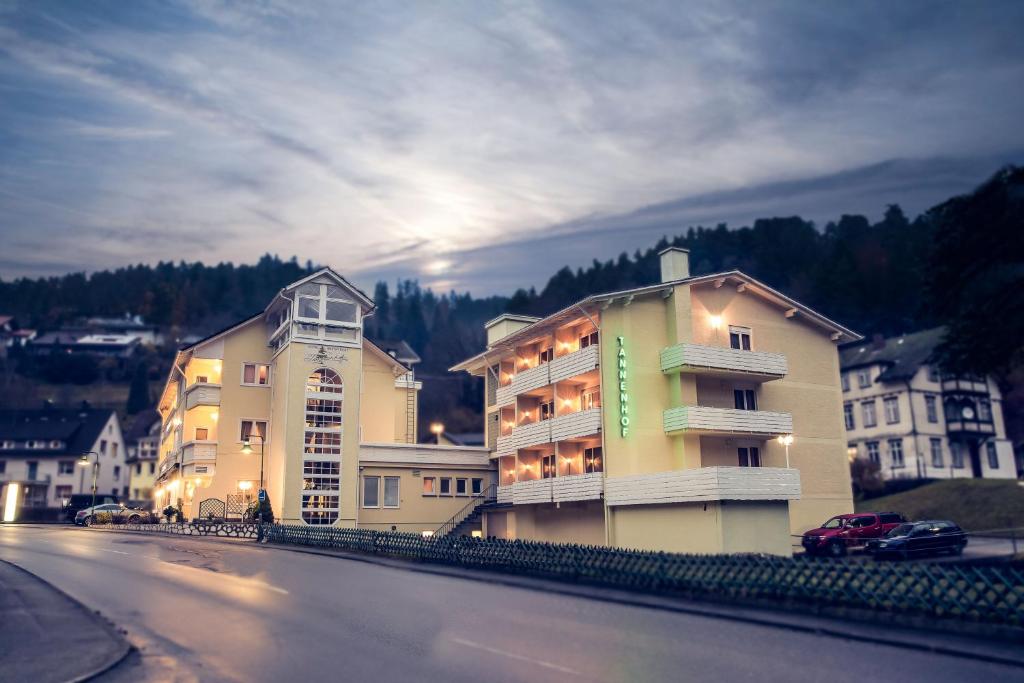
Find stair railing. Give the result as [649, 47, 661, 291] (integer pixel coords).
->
[434, 483, 497, 537]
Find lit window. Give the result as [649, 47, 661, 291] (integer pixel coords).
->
[195, 427, 209, 440]
[584, 446, 603, 473]
[579, 331, 599, 348]
[239, 420, 268, 441]
[303, 461, 340, 491]
[541, 456, 555, 479]
[302, 494, 339, 525]
[422, 477, 436, 495]
[242, 363, 270, 386]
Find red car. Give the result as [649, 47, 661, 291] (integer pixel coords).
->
[801, 512, 906, 557]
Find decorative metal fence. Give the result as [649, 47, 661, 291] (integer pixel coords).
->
[261, 525, 1024, 629]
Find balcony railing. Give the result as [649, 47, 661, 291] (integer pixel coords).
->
[510, 363, 550, 395]
[180, 440, 217, 464]
[664, 406, 793, 437]
[505, 472, 605, 505]
[495, 434, 515, 457]
[497, 485, 513, 505]
[511, 419, 553, 450]
[605, 466, 801, 506]
[660, 343, 786, 380]
[184, 383, 221, 410]
[495, 383, 516, 406]
[550, 344, 599, 384]
[550, 408, 602, 441]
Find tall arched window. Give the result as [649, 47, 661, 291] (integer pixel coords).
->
[302, 368, 342, 525]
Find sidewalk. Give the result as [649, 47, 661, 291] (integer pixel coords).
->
[0, 559, 131, 683]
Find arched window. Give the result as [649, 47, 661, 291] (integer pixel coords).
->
[302, 368, 342, 525]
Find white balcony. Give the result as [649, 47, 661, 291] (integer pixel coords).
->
[511, 419, 552, 450]
[495, 384, 516, 406]
[184, 383, 221, 410]
[661, 343, 786, 381]
[494, 434, 515, 457]
[510, 363, 550, 395]
[605, 466, 801, 506]
[550, 408, 602, 441]
[550, 344, 599, 384]
[664, 406, 792, 438]
[507, 472, 604, 505]
[180, 440, 217, 464]
[553, 472, 603, 502]
[497, 485, 513, 505]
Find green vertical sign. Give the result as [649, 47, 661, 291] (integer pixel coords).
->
[617, 335, 629, 437]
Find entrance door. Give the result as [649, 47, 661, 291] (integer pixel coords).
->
[969, 441, 983, 478]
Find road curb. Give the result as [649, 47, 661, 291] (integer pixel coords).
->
[0, 559, 134, 683]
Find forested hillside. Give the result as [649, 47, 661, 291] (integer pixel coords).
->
[1, 166, 1020, 437]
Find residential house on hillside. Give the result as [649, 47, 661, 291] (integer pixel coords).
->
[0, 315, 37, 356]
[452, 248, 860, 556]
[85, 314, 163, 345]
[125, 409, 161, 505]
[0, 406, 127, 520]
[840, 328, 1016, 481]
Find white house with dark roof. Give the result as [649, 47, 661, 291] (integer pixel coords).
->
[0, 406, 127, 519]
[839, 328, 1016, 481]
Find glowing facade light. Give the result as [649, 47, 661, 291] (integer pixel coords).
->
[709, 315, 723, 330]
[3, 483, 19, 522]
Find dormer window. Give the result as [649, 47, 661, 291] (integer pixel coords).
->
[0, 440, 14, 449]
[296, 284, 359, 326]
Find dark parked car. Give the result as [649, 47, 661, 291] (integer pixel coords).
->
[63, 493, 119, 523]
[866, 520, 968, 560]
[802, 512, 906, 557]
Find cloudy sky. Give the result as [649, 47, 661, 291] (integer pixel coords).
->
[1, 1, 1023, 295]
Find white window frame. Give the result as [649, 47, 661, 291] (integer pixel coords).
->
[930, 438, 944, 467]
[925, 395, 938, 423]
[986, 442, 999, 469]
[843, 403, 855, 431]
[383, 476, 400, 508]
[887, 439, 904, 467]
[728, 325, 752, 351]
[241, 362, 271, 387]
[439, 477, 452, 496]
[866, 441, 880, 464]
[294, 284, 361, 328]
[471, 478, 483, 495]
[841, 373, 850, 392]
[883, 396, 900, 425]
[58, 460, 75, 475]
[861, 400, 877, 428]
[857, 368, 871, 388]
[238, 418, 269, 443]
[362, 475, 380, 508]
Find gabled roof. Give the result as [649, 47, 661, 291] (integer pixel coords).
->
[282, 267, 375, 311]
[0, 408, 114, 458]
[839, 327, 944, 382]
[451, 270, 860, 372]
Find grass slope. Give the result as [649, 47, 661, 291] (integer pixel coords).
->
[856, 479, 1024, 534]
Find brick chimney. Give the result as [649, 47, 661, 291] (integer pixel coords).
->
[659, 247, 690, 283]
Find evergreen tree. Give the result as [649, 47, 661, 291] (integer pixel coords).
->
[126, 362, 151, 414]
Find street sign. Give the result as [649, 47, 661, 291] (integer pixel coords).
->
[258, 489, 267, 503]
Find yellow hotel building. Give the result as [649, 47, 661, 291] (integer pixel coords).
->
[452, 248, 860, 555]
[153, 268, 492, 531]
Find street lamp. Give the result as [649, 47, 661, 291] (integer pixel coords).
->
[430, 422, 444, 445]
[78, 451, 101, 513]
[777, 435, 794, 469]
[240, 434, 266, 493]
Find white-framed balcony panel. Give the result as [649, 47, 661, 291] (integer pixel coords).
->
[664, 406, 792, 437]
[550, 408, 602, 441]
[606, 466, 800, 506]
[550, 344, 599, 384]
[511, 420, 553, 450]
[660, 343, 786, 381]
[184, 383, 222, 410]
[510, 364, 551, 396]
[552, 472, 603, 502]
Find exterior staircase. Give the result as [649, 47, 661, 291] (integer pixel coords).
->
[435, 484, 497, 537]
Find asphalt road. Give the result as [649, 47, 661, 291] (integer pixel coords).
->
[0, 525, 1020, 683]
